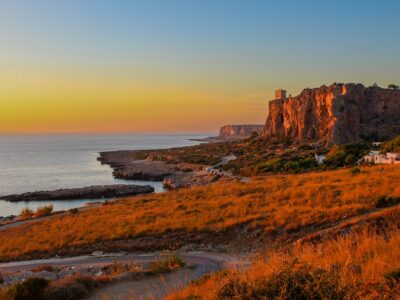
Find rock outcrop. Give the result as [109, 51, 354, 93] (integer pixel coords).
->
[219, 125, 264, 139]
[0, 184, 154, 202]
[98, 151, 174, 180]
[264, 84, 400, 145]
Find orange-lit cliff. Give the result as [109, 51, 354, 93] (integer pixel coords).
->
[264, 84, 400, 145]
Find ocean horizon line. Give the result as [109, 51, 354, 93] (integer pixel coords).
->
[0, 132, 215, 137]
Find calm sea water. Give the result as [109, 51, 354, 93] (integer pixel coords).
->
[0, 134, 206, 217]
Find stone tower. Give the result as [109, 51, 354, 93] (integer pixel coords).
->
[275, 89, 287, 100]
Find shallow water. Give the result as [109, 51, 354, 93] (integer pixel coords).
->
[0, 134, 207, 216]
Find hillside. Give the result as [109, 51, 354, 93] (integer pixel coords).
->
[168, 222, 400, 299]
[100, 133, 392, 179]
[0, 165, 399, 262]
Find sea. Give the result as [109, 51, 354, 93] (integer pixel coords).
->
[0, 134, 207, 217]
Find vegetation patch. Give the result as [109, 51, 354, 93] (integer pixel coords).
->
[34, 205, 53, 218]
[0, 277, 49, 300]
[168, 226, 400, 300]
[149, 253, 186, 274]
[216, 264, 347, 300]
[381, 136, 400, 153]
[375, 195, 400, 208]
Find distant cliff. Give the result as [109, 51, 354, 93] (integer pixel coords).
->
[219, 125, 264, 139]
[264, 84, 400, 145]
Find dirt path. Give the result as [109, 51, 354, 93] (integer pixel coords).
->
[0, 252, 249, 300]
[87, 253, 242, 300]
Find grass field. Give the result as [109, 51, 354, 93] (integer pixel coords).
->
[0, 165, 399, 261]
[168, 223, 400, 299]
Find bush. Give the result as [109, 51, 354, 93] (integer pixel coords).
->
[43, 274, 104, 300]
[217, 264, 348, 300]
[255, 158, 284, 173]
[324, 145, 348, 167]
[150, 253, 185, 273]
[384, 269, 400, 288]
[19, 208, 33, 220]
[0, 277, 49, 300]
[350, 167, 361, 174]
[375, 196, 400, 208]
[35, 205, 53, 218]
[345, 154, 357, 165]
[286, 157, 318, 171]
[68, 208, 79, 214]
[381, 136, 400, 153]
[324, 144, 367, 168]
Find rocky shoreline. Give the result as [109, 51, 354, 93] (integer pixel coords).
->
[98, 148, 241, 191]
[98, 150, 176, 180]
[0, 184, 154, 202]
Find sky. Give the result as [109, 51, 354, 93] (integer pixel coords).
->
[0, 0, 399, 134]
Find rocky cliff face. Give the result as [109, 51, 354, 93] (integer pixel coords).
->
[264, 84, 400, 145]
[219, 125, 264, 138]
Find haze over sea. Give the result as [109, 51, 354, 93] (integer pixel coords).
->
[0, 134, 206, 217]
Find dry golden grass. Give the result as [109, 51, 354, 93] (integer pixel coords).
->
[34, 204, 53, 218]
[168, 225, 400, 299]
[0, 165, 399, 260]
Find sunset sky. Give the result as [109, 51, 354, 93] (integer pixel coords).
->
[1, 0, 399, 133]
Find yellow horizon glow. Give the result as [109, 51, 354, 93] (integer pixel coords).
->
[0, 65, 269, 133]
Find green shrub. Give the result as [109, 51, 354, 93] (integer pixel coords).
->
[324, 144, 367, 168]
[350, 167, 361, 174]
[344, 154, 357, 165]
[381, 136, 400, 153]
[324, 145, 348, 167]
[255, 158, 284, 173]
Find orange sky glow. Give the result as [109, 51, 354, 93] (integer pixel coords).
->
[0, 66, 270, 134]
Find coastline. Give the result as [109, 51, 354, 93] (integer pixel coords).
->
[0, 184, 154, 202]
[0, 134, 239, 219]
[0, 134, 207, 217]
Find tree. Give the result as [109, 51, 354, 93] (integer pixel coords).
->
[381, 136, 400, 153]
[388, 84, 399, 90]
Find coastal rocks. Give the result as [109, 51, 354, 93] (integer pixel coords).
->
[0, 184, 154, 202]
[98, 151, 174, 180]
[163, 173, 238, 189]
[219, 125, 264, 139]
[112, 160, 172, 180]
[264, 84, 400, 145]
